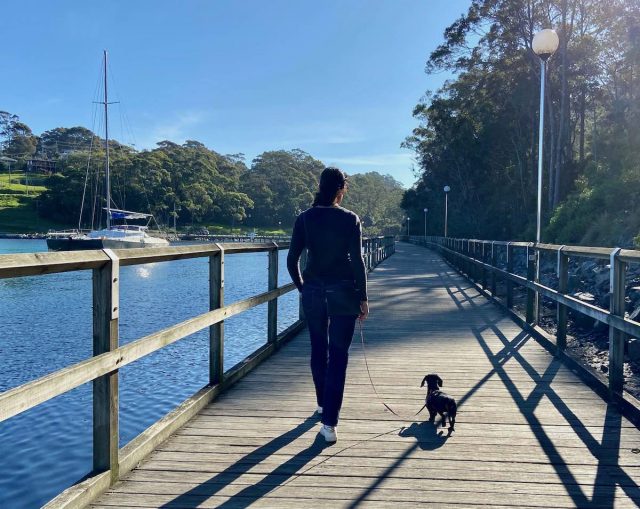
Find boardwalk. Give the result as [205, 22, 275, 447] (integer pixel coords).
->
[92, 243, 640, 508]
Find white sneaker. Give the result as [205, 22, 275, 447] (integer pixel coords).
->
[319, 424, 337, 443]
[316, 406, 323, 415]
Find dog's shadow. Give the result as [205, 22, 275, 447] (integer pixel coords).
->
[399, 420, 452, 450]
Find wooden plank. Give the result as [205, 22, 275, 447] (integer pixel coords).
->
[89, 242, 640, 509]
[0, 250, 109, 279]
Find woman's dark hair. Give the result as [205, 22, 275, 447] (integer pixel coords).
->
[312, 167, 348, 206]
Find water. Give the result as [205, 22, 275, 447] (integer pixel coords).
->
[0, 239, 299, 508]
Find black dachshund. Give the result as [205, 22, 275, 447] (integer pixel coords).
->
[420, 373, 457, 432]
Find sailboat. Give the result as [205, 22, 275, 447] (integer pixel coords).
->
[47, 51, 169, 251]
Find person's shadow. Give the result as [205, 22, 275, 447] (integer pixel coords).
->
[399, 420, 452, 450]
[160, 416, 329, 509]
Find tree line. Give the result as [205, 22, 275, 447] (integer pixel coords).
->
[402, 0, 640, 247]
[0, 114, 404, 234]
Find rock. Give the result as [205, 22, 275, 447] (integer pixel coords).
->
[597, 292, 611, 310]
[593, 319, 608, 333]
[567, 274, 580, 293]
[600, 364, 609, 373]
[574, 292, 596, 303]
[594, 270, 609, 291]
[628, 338, 640, 361]
[579, 261, 597, 274]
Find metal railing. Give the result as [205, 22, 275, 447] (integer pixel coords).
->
[408, 235, 640, 405]
[0, 236, 394, 508]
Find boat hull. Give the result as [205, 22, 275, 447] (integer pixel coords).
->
[46, 237, 167, 251]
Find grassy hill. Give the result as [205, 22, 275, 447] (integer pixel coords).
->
[0, 173, 70, 233]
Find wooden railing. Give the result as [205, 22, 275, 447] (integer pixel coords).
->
[0, 236, 394, 508]
[408, 236, 640, 411]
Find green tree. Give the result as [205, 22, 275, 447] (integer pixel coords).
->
[241, 149, 323, 227]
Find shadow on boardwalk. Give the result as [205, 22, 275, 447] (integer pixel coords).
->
[348, 249, 639, 509]
[106, 244, 640, 508]
[160, 416, 329, 509]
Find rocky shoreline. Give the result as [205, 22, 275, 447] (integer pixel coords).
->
[506, 250, 640, 399]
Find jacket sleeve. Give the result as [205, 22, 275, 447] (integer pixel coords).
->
[348, 215, 368, 301]
[286, 214, 305, 292]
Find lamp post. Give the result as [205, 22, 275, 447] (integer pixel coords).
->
[423, 208, 428, 238]
[532, 29, 559, 246]
[443, 186, 450, 237]
[532, 29, 559, 322]
[407, 217, 411, 237]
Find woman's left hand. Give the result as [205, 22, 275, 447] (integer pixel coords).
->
[358, 300, 369, 321]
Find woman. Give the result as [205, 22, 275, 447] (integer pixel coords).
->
[287, 167, 369, 443]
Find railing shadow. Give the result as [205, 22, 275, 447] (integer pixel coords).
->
[162, 243, 639, 508]
[159, 416, 328, 508]
[436, 253, 640, 507]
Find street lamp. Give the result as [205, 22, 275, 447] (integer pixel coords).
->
[423, 208, 428, 238]
[532, 29, 559, 246]
[532, 29, 559, 323]
[407, 217, 411, 237]
[443, 186, 451, 237]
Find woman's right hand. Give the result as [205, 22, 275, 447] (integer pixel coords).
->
[358, 300, 369, 321]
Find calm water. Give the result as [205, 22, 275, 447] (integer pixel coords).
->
[0, 239, 299, 508]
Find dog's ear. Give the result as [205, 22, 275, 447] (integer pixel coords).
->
[420, 376, 427, 388]
[437, 375, 443, 387]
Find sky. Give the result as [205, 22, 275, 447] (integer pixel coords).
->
[0, 0, 468, 188]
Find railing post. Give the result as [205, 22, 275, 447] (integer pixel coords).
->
[210, 244, 224, 384]
[93, 249, 119, 483]
[268, 242, 279, 345]
[556, 246, 568, 355]
[470, 241, 476, 280]
[506, 242, 514, 309]
[609, 248, 626, 396]
[526, 243, 536, 324]
[481, 241, 488, 290]
[491, 241, 497, 296]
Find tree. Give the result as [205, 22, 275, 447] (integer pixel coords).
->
[404, 0, 640, 245]
[241, 150, 323, 227]
[0, 111, 37, 160]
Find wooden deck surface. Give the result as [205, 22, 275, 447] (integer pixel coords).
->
[92, 243, 640, 508]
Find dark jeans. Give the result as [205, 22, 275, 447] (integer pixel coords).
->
[302, 281, 357, 427]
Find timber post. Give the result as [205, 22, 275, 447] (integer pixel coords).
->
[526, 243, 536, 324]
[268, 242, 279, 345]
[93, 249, 120, 483]
[210, 244, 225, 385]
[609, 248, 626, 396]
[556, 246, 568, 355]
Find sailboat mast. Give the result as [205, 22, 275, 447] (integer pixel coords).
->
[103, 50, 111, 230]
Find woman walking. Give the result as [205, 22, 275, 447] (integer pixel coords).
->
[287, 167, 369, 443]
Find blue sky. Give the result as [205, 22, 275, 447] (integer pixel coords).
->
[1, 0, 467, 187]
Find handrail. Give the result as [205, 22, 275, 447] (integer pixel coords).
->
[0, 236, 396, 508]
[408, 236, 640, 402]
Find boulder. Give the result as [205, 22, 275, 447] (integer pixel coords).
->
[628, 338, 640, 362]
[594, 270, 609, 291]
[571, 292, 596, 328]
[567, 274, 580, 293]
[579, 261, 597, 274]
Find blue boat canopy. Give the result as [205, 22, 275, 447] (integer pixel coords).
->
[104, 208, 152, 220]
